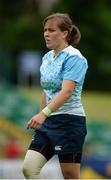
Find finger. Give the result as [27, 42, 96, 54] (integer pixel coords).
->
[31, 122, 42, 129]
[30, 120, 38, 129]
[35, 123, 42, 129]
[27, 121, 31, 129]
[27, 119, 34, 128]
[31, 122, 40, 129]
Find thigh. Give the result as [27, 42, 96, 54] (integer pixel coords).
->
[29, 130, 54, 160]
[59, 152, 81, 179]
[58, 152, 82, 163]
[54, 115, 87, 155]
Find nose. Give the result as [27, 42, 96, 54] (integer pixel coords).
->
[44, 30, 49, 37]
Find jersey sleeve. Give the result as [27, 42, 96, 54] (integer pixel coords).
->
[63, 55, 88, 83]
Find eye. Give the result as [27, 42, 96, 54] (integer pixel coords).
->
[48, 28, 55, 32]
[44, 28, 55, 33]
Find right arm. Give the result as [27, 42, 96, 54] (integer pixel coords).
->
[39, 92, 46, 111]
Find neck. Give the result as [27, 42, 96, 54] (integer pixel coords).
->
[53, 43, 69, 57]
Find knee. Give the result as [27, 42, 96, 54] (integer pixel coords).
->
[22, 160, 32, 178]
[22, 157, 43, 179]
[22, 150, 47, 179]
[22, 165, 28, 178]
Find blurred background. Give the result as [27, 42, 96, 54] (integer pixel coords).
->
[0, 0, 111, 179]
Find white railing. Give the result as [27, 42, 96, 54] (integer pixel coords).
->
[0, 156, 63, 179]
[0, 159, 24, 179]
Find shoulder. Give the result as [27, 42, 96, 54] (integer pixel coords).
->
[63, 46, 88, 66]
[63, 45, 83, 57]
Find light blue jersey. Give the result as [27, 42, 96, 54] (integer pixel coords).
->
[40, 45, 88, 116]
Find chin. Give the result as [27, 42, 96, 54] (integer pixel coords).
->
[46, 44, 53, 50]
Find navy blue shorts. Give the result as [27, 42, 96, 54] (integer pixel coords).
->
[29, 114, 87, 163]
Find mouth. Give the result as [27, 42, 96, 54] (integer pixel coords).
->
[45, 39, 53, 48]
[45, 37, 51, 42]
[45, 39, 50, 43]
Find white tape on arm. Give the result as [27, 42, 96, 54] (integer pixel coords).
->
[42, 106, 52, 117]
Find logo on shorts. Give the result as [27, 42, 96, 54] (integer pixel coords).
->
[55, 145, 62, 151]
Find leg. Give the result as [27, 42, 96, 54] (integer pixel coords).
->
[23, 149, 47, 179]
[23, 131, 54, 179]
[60, 163, 80, 179]
[58, 152, 82, 179]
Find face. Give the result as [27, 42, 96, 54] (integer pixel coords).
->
[44, 19, 68, 51]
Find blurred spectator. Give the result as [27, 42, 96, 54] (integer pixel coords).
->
[4, 137, 23, 159]
[17, 51, 42, 87]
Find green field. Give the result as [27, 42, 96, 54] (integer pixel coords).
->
[82, 91, 111, 122]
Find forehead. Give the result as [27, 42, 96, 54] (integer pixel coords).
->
[44, 19, 59, 29]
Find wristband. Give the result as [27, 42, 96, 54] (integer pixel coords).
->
[42, 106, 52, 117]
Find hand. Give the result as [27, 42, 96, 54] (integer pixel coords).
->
[27, 112, 46, 129]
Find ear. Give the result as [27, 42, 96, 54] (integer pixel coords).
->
[62, 31, 68, 39]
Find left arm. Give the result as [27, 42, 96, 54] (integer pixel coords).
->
[47, 80, 75, 112]
[27, 80, 75, 129]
